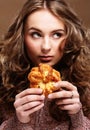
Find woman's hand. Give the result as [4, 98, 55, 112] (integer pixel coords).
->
[14, 88, 45, 123]
[48, 81, 82, 115]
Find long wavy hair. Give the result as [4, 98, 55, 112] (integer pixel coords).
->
[0, 0, 90, 121]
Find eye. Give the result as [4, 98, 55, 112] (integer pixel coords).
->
[30, 32, 41, 39]
[53, 32, 63, 39]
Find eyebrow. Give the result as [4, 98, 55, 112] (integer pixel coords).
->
[27, 27, 42, 32]
[26, 27, 65, 33]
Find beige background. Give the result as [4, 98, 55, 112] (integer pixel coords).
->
[0, 0, 90, 40]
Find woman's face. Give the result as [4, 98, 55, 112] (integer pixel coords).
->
[24, 9, 66, 66]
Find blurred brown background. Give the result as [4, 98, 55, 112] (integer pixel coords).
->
[0, 0, 90, 40]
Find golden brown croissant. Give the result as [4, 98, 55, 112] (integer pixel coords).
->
[28, 63, 61, 96]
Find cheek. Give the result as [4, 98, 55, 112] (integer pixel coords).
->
[59, 40, 66, 51]
[24, 37, 37, 54]
[25, 43, 38, 57]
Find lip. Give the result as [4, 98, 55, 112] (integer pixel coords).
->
[39, 55, 53, 62]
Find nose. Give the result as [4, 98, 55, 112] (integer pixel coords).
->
[41, 37, 51, 53]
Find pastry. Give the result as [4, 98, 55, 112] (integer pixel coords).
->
[28, 63, 61, 96]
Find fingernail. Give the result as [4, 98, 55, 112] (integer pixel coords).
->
[53, 83, 60, 89]
[38, 88, 43, 93]
[48, 94, 52, 99]
[41, 95, 45, 99]
[54, 82, 59, 87]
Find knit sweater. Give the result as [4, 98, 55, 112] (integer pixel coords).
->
[0, 100, 90, 130]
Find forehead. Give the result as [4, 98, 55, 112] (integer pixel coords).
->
[24, 9, 65, 30]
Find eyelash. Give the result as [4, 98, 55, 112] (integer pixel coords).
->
[30, 32, 41, 38]
[53, 32, 63, 39]
[29, 31, 64, 39]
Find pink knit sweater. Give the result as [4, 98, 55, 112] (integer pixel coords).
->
[0, 100, 90, 130]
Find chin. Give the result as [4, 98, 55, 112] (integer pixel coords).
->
[40, 62, 55, 67]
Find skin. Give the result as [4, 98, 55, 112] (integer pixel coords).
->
[24, 9, 66, 67]
[14, 9, 81, 123]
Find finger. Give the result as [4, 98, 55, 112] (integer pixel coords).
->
[48, 90, 78, 99]
[54, 81, 77, 91]
[14, 94, 45, 108]
[15, 88, 43, 99]
[16, 101, 43, 111]
[59, 103, 76, 110]
[59, 103, 81, 114]
[22, 103, 44, 116]
[56, 98, 80, 105]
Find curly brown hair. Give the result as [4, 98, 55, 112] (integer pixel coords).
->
[0, 0, 90, 120]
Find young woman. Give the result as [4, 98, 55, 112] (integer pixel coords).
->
[0, 0, 90, 129]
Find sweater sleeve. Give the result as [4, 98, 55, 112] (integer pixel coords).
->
[0, 114, 35, 130]
[69, 109, 90, 130]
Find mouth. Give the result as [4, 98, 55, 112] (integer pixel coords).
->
[39, 56, 53, 62]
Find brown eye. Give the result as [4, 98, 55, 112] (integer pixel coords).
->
[53, 32, 63, 39]
[31, 32, 41, 38]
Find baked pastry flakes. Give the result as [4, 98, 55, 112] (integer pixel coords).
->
[28, 63, 61, 96]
